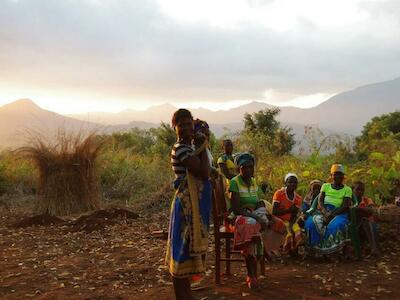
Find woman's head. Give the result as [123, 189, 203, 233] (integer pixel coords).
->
[285, 173, 298, 193]
[234, 153, 255, 180]
[353, 181, 365, 199]
[172, 109, 193, 141]
[309, 180, 322, 198]
[222, 139, 233, 155]
[330, 164, 345, 185]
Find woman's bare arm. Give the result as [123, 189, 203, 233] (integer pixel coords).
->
[330, 197, 351, 218]
[182, 150, 209, 180]
[272, 202, 296, 216]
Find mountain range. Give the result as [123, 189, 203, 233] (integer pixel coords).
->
[69, 77, 400, 134]
[0, 77, 399, 149]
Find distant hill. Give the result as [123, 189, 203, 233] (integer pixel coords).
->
[69, 77, 400, 134]
[0, 99, 98, 148]
[0, 99, 157, 148]
[278, 77, 400, 134]
[1, 77, 399, 149]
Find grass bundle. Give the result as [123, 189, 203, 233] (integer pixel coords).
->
[17, 130, 104, 216]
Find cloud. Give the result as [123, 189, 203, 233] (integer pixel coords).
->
[0, 0, 400, 111]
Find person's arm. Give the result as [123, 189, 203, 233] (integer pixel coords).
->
[182, 147, 209, 180]
[231, 192, 268, 230]
[329, 197, 351, 219]
[272, 202, 296, 216]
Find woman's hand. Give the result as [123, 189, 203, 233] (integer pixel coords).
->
[323, 212, 333, 225]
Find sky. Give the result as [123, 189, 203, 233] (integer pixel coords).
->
[0, 0, 399, 114]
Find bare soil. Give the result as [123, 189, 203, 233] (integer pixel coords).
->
[1, 202, 400, 300]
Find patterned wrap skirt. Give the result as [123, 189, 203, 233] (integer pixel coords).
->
[165, 175, 212, 278]
[305, 204, 350, 255]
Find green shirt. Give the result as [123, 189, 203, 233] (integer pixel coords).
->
[321, 183, 352, 208]
[229, 175, 262, 209]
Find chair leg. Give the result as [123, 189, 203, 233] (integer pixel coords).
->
[349, 208, 362, 259]
[225, 237, 231, 276]
[215, 237, 221, 284]
[254, 258, 258, 277]
[260, 257, 266, 276]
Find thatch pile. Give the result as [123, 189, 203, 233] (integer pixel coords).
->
[18, 131, 103, 216]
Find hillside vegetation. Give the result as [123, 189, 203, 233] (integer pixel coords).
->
[0, 110, 399, 209]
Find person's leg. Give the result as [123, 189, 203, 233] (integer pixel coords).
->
[173, 277, 194, 300]
[245, 255, 256, 277]
[245, 255, 259, 289]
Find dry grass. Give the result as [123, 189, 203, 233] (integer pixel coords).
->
[17, 130, 104, 216]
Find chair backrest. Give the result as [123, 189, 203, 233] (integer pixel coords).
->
[212, 175, 228, 228]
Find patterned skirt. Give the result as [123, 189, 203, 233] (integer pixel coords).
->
[165, 176, 212, 278]
[305, 204, 350, 255]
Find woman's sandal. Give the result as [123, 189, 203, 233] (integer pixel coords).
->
[246, 276, 259, 290]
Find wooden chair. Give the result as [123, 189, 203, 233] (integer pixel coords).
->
[212, 175, 265, 284]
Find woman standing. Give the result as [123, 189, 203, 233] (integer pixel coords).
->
[165, 109, 212, 300]
[305, 164, 352, 255]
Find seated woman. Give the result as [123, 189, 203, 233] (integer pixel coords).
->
[228, 152, 267, 289]
[305, 164, 352, 256]
[217, 139, 237, 180]
[353, 181, 380, 257]
[272, 173, 304, 254]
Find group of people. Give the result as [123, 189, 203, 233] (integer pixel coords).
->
[165, 109, 381, 299]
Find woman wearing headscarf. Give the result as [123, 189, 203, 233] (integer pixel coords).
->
[272, 173, 304, 254]
[305, 164, 353, 256]
[228, 152, 267, 289]
[166, 109, 212, 300]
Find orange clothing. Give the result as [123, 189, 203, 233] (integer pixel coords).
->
[272, 188, 302, 222]
[359, 196, 375, 208]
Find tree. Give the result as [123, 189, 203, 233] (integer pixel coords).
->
[242, 108, 295, 156]
[302, 125, 356, 162]
[356, 111, 400, 159]
[150, 122, 176, 155]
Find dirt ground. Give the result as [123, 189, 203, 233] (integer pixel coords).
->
[1, 200, 400, 300]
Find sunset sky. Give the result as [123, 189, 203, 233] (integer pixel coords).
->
[0, 0, 399, 113]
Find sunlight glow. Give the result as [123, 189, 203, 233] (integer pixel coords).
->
[263, 89, 332, 108]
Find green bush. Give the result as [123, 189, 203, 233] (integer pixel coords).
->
[0, 151, 36, 194]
